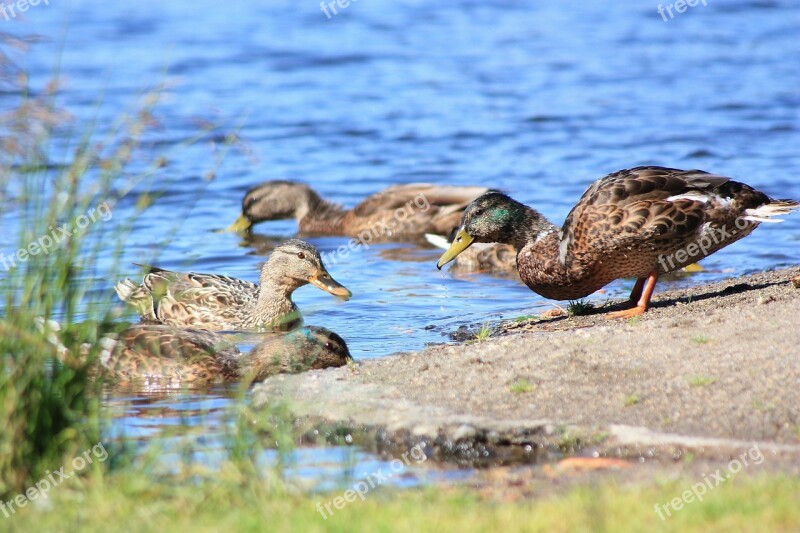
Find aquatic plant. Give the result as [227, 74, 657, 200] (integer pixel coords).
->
[0, 62, 162, 495]
[567, 299, 595, 317]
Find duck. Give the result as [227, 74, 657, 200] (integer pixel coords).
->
[227, 181, 491, 240]
[115, 239, 351, 331]
[425, 233, 518, 273]
[94, 324, 352, 386]
[437, 166, 800, 318]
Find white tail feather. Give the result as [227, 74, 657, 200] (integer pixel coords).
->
[743, 201, 800, 223]
[743, 216, 783, 223]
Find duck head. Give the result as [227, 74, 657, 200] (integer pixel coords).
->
[227, 181, 322, 232]
[263, 239, 352, 300]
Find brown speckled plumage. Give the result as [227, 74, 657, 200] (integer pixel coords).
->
[439, 166, 799, 316]
[115, 240, 351, 331]
[97, 324, 352, 387]
[234, 181, 492, 240]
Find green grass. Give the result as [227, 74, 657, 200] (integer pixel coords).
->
[624, 394, 641, 407]
[688, 376, 717, 387]
[0, 39, 254, 498]
[514, 314, 539, 323]
[467, 324, 492, 344]
[509, 379, 535, 394]
[0, 83, 135, 494]
[752, 399, 776, 412]
[5, 470, 800, 532]
[692, 335, 712, 345]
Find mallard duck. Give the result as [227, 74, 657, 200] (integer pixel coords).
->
[115, 240, 351, 331]
[96, 324, 351, 386]
[425, 233, 517, 273]
[227, 181, 491, 240]
[437, 166, 800, 318]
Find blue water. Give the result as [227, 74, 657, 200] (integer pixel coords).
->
[102, 388, 458, 490]
[3, 0, 800, 480]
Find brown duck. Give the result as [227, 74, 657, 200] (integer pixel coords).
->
[96, 324, 352, 386]
[437, 166, 799, 318]
[115, 240, 351, 331]
[227, 181, 490, 240]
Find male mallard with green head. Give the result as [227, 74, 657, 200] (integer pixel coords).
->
[227, 181, 490, 240]
[115, 240, 351, 331]
[97, 324, 352, 386]
[437, 166, 799, 318]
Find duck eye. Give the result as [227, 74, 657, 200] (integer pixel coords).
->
[325, 342, 332, 349]
[297, 252, 305, 259]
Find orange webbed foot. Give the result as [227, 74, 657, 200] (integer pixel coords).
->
[605, 305, 647, 320]
[606, 271, 658, 320]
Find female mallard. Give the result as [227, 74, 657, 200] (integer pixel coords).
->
[227, 181, 490, 240]
[437, 166, 799, 318]
[97, 324, 351, 386]
[115, 240, 351, 331]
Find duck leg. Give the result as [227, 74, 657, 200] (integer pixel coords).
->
[627, 277, 646, 305]
[606, 271, 658, 319]
[606, 277, 645, 313]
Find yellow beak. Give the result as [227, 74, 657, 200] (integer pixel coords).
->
[225, 214, 252, 233]
[436, 229, 474, 269]
[308, 270, 352, 301]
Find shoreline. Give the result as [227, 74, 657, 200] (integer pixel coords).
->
[254, 266, 800, 471]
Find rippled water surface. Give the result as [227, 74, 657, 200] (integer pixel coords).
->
[3, 0, 800, 479]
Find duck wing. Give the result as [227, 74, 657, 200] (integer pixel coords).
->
[107, 325, 239, 382]
[136, 265, 259, 327]
[557, 166, 769, 265]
